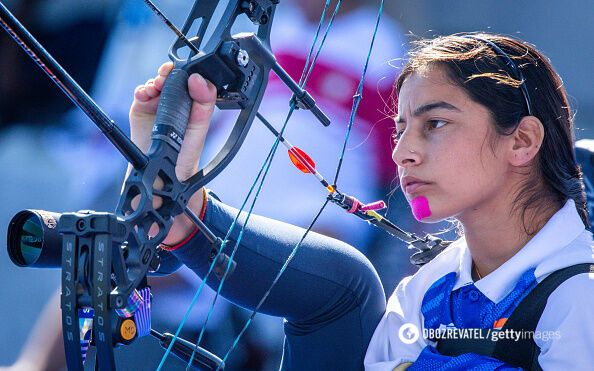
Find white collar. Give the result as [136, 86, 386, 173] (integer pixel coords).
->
[451, 199, 586, 303]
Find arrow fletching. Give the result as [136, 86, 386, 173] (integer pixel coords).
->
[288, 147, 315, 174]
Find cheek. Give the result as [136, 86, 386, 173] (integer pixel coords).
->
[441, 149, 496, 193]
[411, 138, 504, 220]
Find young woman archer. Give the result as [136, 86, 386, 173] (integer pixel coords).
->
[130, 33, 594, 369]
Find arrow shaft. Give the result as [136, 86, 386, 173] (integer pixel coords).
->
[256, 112, 334, 193]
[143, 0, 200, 54]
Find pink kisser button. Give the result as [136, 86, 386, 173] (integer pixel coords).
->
[411, 196, 431, 220]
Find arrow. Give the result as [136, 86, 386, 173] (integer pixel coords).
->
[255, 112, 417, 242]
[256, 112, 335, 193]
[143, 0, 200, 54]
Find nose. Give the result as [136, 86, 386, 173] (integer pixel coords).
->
[392, 133, 422, 168]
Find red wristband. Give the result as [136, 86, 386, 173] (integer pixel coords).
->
[160, 188, 208, 251]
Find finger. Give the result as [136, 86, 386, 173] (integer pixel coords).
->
[187, 73, 217, 108]
[187, 74, 216, 131]
[134, 85, 151, 102]
[155, 62, 174, 91]
[144, 80, 160, 98]
[158, 61, 174, 77]
[154, 73, 167, 91]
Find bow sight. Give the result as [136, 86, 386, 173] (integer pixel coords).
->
[1, 0, 449, 369]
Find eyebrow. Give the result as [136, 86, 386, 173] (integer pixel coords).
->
[395, 101, 461, 123]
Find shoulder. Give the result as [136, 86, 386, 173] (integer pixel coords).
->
[536, 231, 594, 329]
[536, 266, 594, 366]
[541, 267, 594, 313]
[385, 239, 465, 322]
[539, 266, 594, 318]
[366, 240, 465, 366]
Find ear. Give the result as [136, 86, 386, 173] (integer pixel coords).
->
[508, 116, 545, 166]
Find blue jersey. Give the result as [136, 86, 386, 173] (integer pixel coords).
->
[366, 200, 594, 370]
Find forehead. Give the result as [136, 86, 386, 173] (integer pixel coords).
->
[397, 67, 471, 115]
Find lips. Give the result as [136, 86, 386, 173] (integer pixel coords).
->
[405, 182, 430, 194]
[401, 176, 432, 194]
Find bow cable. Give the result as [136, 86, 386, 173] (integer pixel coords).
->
[189, 2, 343, 367]
[219, 1, 385, 367]
[333, 0, 384, 187]
[152, 1, 338, 368]
[299, 0, 342, 87]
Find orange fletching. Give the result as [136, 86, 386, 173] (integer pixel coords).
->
[288, 147, 315, 173]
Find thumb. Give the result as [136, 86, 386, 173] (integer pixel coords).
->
[175, 73, 217, 181]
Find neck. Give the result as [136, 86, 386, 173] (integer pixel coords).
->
[459, 190, 560, 279]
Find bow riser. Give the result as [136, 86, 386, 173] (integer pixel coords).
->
[58, 212, 131, 370]
[115, 0, 280, 308]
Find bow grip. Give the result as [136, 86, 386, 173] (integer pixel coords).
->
[151, 68, 192, 153]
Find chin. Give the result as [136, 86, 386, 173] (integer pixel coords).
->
[415, 214, 448, 223]
[408, 194, 450, 223]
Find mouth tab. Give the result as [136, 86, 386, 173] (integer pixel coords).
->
[411, 196, 431, 220]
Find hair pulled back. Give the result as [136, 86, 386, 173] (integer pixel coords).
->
[395, 33, 589, 229]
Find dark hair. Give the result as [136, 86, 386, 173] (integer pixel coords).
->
[394, 33, 589, 230]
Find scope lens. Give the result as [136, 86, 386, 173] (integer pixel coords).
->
[8, 209, 62, 268]
[19, 214, 44, 265]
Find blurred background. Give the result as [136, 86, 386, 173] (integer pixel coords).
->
[1, 0, 592, 369]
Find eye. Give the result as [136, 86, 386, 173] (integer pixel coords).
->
[427, 119, 448, 130]
[392, 129, 405, 143]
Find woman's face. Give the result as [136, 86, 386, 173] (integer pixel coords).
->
[393, 67, 511, 223]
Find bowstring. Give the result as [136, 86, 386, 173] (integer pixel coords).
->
[219, 199, 330, 367]
[159, 103, 294, 370]
[159, 0, 385, 367]
[333, 0, 384, 187]
[187, 5, 341, 367]
[156, 9, 325, 370]
[157, 131, 278, 370]
[185, 107, 297, 370]
[298, 0, 331, 86]
[178, 1, 338, 368]
[301, 0, 342, 86]
[218, 0, 385, 367]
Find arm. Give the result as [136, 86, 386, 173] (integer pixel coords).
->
[171, 189, 379, 321]
[536, 273, 594, 368]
